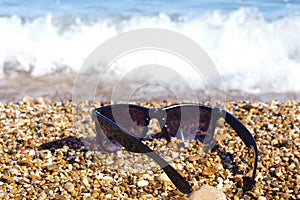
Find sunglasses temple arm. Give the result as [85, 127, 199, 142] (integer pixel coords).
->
[146, 151, 192, 194]
[224, 111, 258, 191]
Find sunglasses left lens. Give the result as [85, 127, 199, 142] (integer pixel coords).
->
[94, 114, 122, 152]
[94, 105, 149, 152]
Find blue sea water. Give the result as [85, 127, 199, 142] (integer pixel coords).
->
[0, 0, 298, 19]
[0, 0, 300, 95]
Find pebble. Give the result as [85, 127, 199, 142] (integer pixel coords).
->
[82, 177, 89, 186]
[189, 185, 226, 200]
[215, 163, 224, 170]
[158, 173, 170, 182]
[188, 155, 200, 162]
[9, 168, 20, 176]
[54, 194, 67, 200]
[202, 167, 217, 176]
[64, 182, 75, 193]
[28, 149, 35, 156]
[257, 196, 267, 200]
[217, 177, 223, 184]
[172, 152, 179, 158]
[137, 180, 149, 187]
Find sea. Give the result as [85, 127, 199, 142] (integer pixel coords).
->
[0, 0, 300, 102]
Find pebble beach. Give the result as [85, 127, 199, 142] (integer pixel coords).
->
[1, 0, 300, 199]
[0, 98, 299, 199]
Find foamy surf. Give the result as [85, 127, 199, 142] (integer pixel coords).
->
[0, 3, 300, 96]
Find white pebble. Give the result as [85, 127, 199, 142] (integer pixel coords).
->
[10, 168, 20, 176]
[137, 180, 149, 187]
[158, 173, 170, 182]
[83, 177, 89, 186]
[217, 177, 223, 184]
[28, 149, 35, 156]
[142, 174, 151, 180]
[172, 152, 179, 158]
[216, 183, 223, 190]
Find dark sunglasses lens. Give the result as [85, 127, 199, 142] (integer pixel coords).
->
[101, 106, 148, 135]
[95, 106, 148, 151]
[94, 120, 121, 152]
[165, 106, 212, 141]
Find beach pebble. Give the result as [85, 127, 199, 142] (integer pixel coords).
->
[137, 180, 149, 187]
[64, 182, 75, 192]
[54, 194, 67, 200]
[215, 163, 224, 170]
[188, 155, 200, 162]
[22, 96, 32, 103]
[83, 177, 89, 186]
[28, 149, 35, 156]
[10, 168, 20, 176]
[172, 152, 179, 158]
[158, 173, 170, 182]
[34, 97, 44, 104]
[189, 185, 226, 200]
[257, 196, 267, 200]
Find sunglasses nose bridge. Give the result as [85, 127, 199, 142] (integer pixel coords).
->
[148, 108, 167, 123]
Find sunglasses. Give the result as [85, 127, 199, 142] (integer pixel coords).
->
[92, 104, 258, 194]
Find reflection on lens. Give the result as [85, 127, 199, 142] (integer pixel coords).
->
[94, 105, 150, 152]
[164, 106, 212, 142]
[101, 106, 148, 137]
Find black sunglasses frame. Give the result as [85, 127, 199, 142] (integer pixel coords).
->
[92, 104, 258, 195]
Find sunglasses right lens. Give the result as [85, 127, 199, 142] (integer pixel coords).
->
[165, 106, 212, 142]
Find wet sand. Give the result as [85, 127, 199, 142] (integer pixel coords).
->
[1, 75, 299, 103]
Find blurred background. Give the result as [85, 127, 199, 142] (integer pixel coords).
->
[0, 0, 299, 102]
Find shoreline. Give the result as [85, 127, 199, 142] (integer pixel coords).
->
[0, 75, 299, 103]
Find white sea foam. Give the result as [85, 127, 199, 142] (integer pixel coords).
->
[0, 8, 299, 94]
